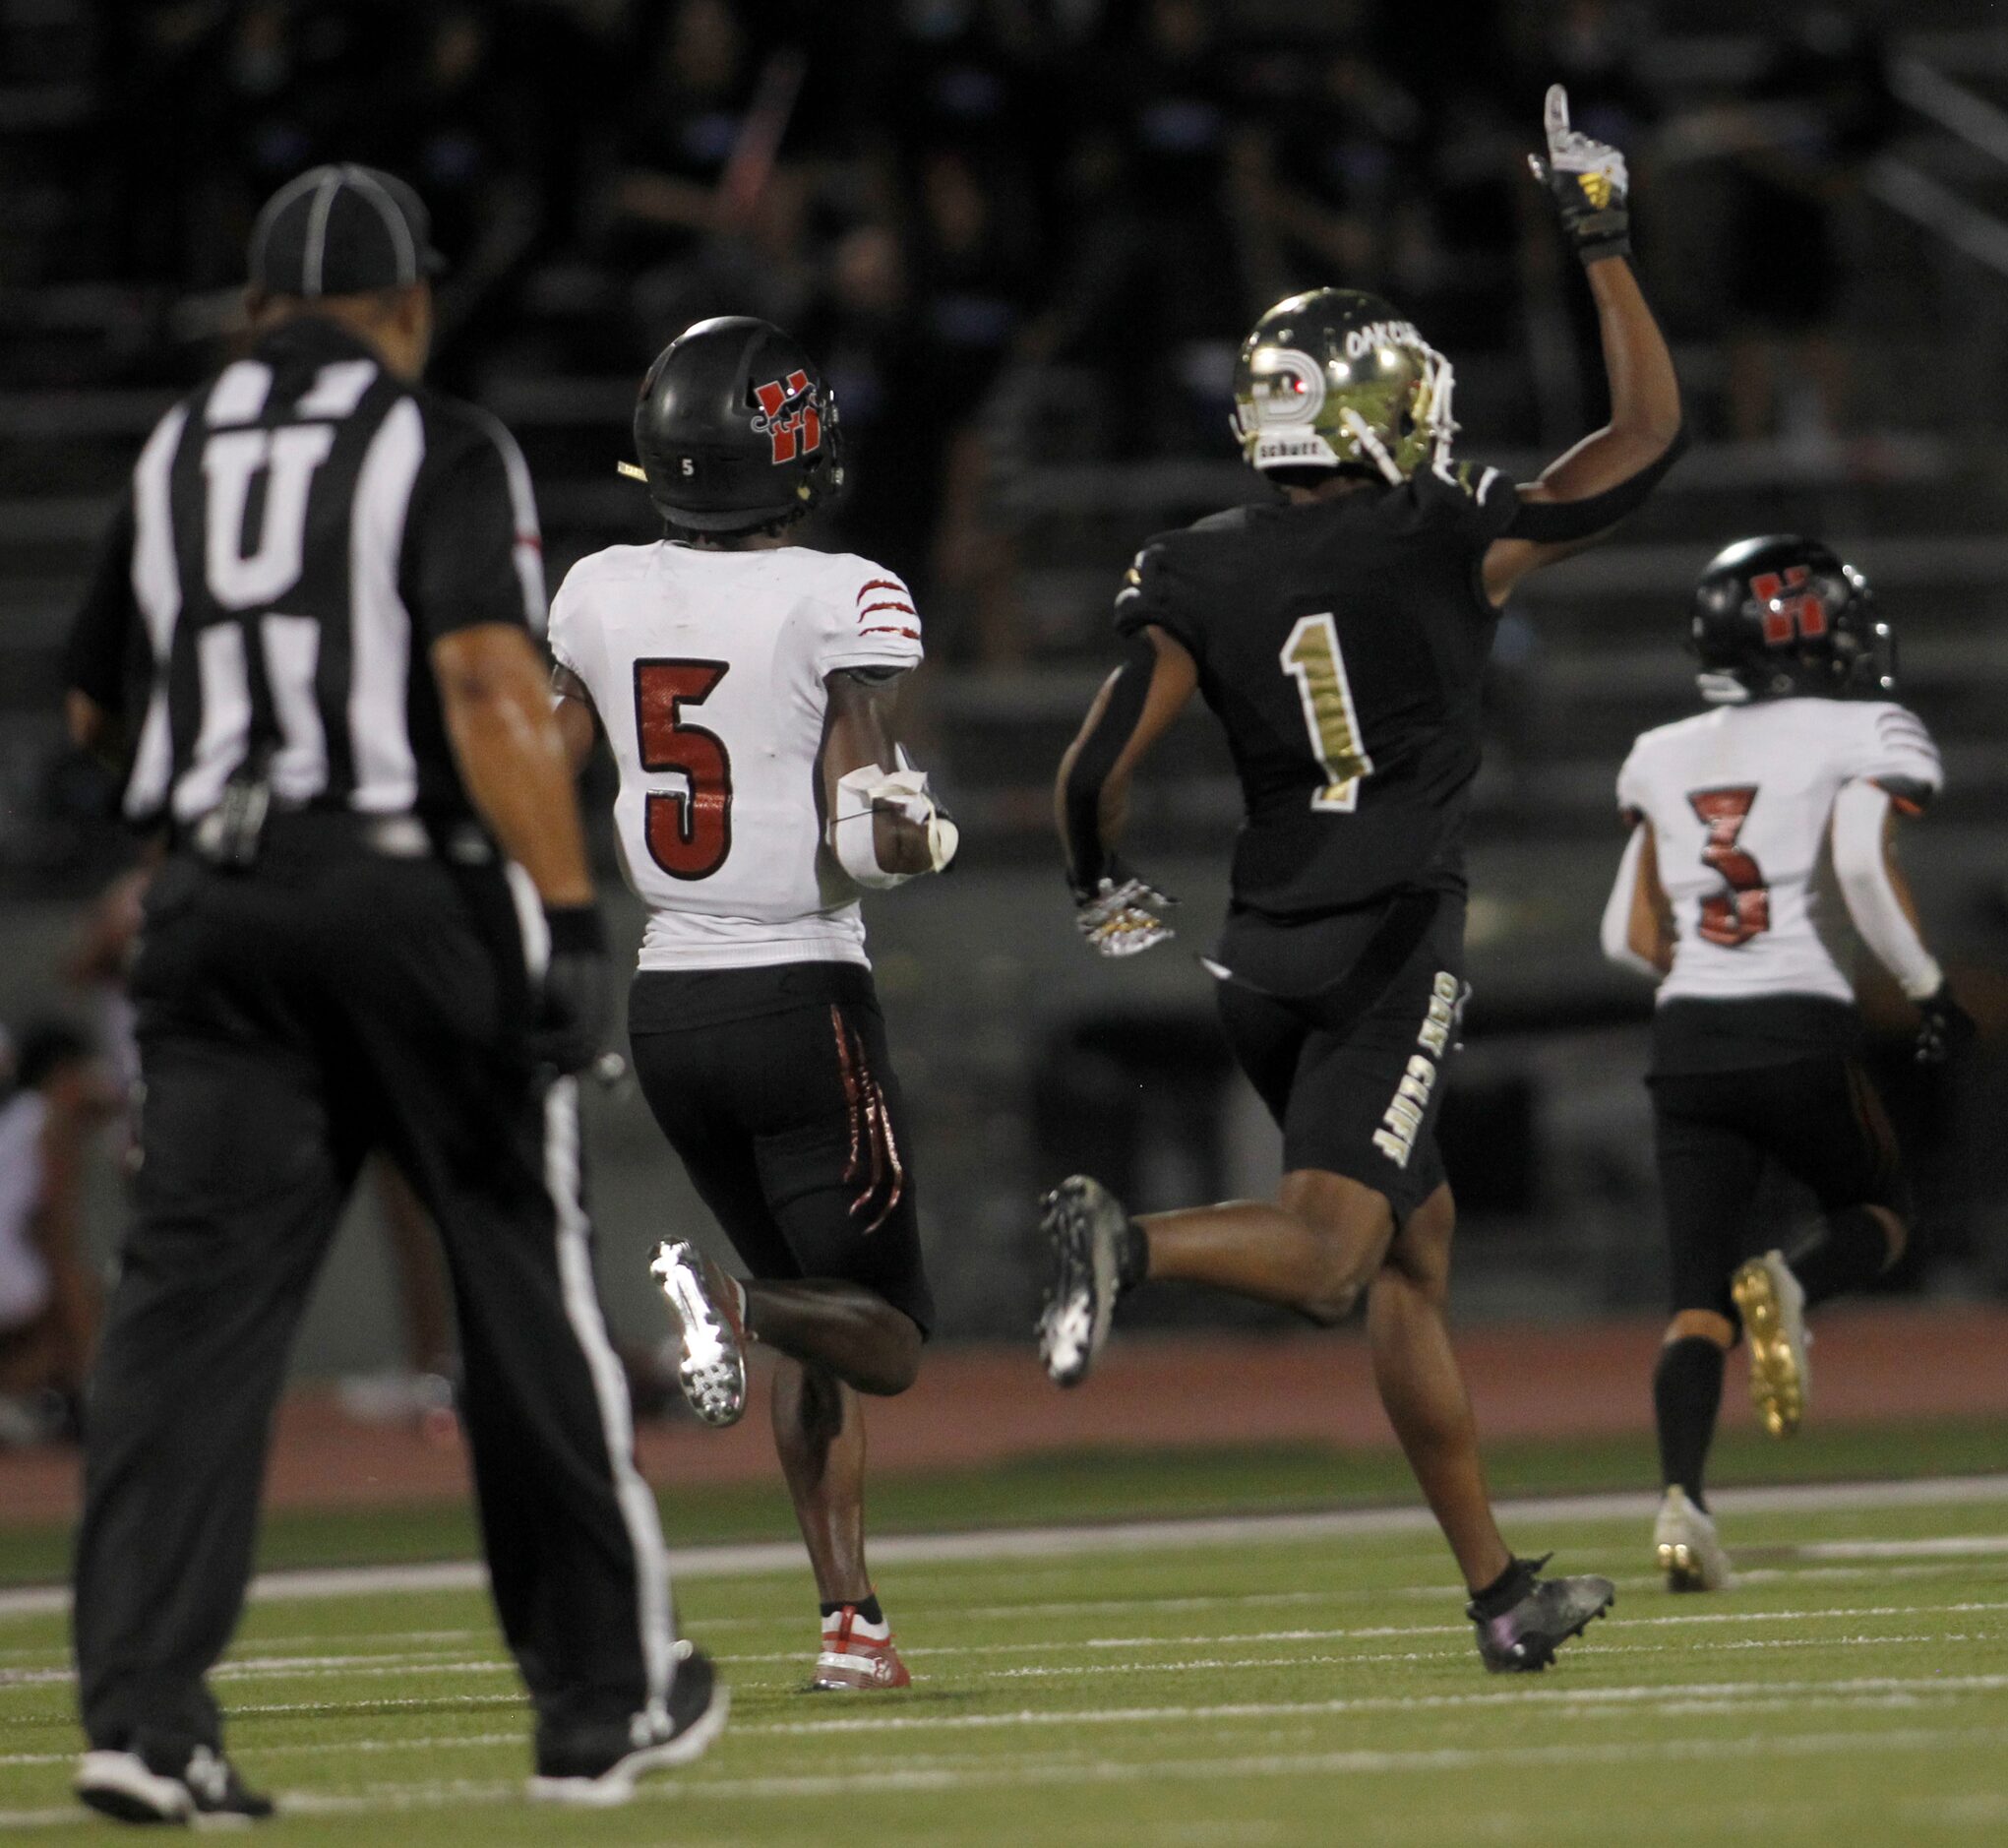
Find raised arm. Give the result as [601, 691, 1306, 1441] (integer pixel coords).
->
[1055, 626, 1198, 955]
[821, 668, 957, 887]
[1483, 88, 1686, 606]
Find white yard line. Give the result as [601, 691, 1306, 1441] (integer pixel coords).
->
[1, 1473, 2002, 1621]
[4, 1677, 2003, 1772]
[2, 1722, 2003, 1827]
[7, 1599, 2004, 1691]
[1797, 1535, 2008, 1560]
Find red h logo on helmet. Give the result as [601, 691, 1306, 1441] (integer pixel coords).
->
[1750, 566, 1828, 647]
[752, 371, 821, 464]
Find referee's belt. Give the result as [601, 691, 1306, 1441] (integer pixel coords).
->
[186, 805, 496, 866]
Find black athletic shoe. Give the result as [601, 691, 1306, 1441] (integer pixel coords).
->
[76, 1745, 274, 1824]
[1037, 1174, 1128, 1387]
[527, 1645, 730, 1807]
[1467, 1563, 1615, 1673]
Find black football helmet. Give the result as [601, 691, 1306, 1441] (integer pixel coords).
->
[624, 316, 844, 532]
[1689, 534, 1894, 705]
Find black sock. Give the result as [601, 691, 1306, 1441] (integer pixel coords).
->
[1654, 1336, 1725, 1511]
[1788, 1206, 1895, 1309]
[1469, 1554, 1545, 1619]
[1117, 1217, 1149, 1293]
[821, 1594, 883, 1626]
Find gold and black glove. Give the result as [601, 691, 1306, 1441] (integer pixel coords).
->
[1528, 83, 1631, 265]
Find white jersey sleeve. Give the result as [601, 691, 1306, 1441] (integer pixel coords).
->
[1615, 741, 1650, 824]
[546, 560, 590, 683]
[1844, 702, 1942, 812]
[815, 562, 925, 679]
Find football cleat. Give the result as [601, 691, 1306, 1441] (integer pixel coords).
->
[1468, 1561, 1615, 1673]
[812, 1605, 912, 1692]
[1654, 1486, 1733, 1592]
[77, 1744, 274, 1824]
[529, 1645, 729, 1806]
[648, 1240, 749, 1428]
[1732, 1251, 1811, 1438]
[1037, 1175, 1128, 1386]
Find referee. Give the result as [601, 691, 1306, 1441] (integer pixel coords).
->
[61, 165, 724, 1822]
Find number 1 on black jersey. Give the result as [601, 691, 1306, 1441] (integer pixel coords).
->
[1281, 613, 1375, 812]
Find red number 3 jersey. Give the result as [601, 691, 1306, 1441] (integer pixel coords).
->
[549, 540, 923, 971]
[1617, 698, 1941, 1006]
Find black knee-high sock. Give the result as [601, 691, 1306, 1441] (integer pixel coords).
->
[1655, 1336, 1726, 1511]
[1788, 1205, 1897, 1309]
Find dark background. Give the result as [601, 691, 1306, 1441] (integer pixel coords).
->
[1, 0, 2005, 1369]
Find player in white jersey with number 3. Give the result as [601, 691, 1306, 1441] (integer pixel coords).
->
[550, 318, 956, 1690]
[1603, 535, 1973, 1591]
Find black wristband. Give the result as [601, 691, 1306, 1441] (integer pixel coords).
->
[544, 904, 606, 955]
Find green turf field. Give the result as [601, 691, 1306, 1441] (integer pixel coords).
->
[3, 1473, 2005, 1843]
[3, 1415, 2003, 1586]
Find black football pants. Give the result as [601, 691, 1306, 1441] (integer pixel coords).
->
[72, 835, 676, 1765]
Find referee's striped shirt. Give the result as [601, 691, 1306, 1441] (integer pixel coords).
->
[65, 315, 545, 827]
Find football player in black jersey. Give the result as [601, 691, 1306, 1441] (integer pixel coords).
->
[1040, 89, 1686, 1672]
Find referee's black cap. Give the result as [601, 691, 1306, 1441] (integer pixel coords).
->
[248, 164, 446, 298]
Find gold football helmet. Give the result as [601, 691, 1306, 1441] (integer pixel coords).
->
[1230, 288, 1455, 484]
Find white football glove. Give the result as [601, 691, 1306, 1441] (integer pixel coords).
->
[1075, 875, 1177, 958]
[1528, 84, 1631, 263]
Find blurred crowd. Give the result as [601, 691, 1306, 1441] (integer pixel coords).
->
[0, 1, 1911, 655]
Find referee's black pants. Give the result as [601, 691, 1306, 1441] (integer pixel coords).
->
[72, 832, 676, 1767]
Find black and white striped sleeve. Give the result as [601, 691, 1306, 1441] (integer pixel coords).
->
[404, 404, 547, 642]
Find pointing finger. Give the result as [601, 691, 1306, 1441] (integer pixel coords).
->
[1544, 83, 1570, 152]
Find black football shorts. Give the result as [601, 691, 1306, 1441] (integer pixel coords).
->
[628, 961, 934, 1336]
[1648, 1056, 1904, 1321]
[1211, 893, 1465, 1227]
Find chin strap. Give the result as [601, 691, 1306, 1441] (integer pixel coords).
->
[1338, 408, 1405, 485]
[829, 763, 958, 889]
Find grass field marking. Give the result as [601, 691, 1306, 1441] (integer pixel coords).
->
[733, 1671, 2008, 1737]
[11, 1598, 1991, 1694]
[1797, 1537, 2008, 1560]
[985, 1625, 1995, 1678]
[5, 1719, 2002, 1828]
[7, 1676, 2003, 1773]
[4, 1473, 2003, 1621]
[7, 1674, 2006, 1771]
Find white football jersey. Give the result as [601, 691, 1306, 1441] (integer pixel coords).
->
[549, 540, 924, 970]
[1617, 698, 1941, 1007]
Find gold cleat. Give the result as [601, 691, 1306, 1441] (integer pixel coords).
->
[1732, 1252, 1810, 1439]
[1654, 1487, 1732, 1592]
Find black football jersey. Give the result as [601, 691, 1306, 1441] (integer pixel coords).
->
[1115, 462, 1520, 917]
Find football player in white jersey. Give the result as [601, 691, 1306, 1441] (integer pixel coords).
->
[549, 318, 957, 1690]
[1603, 535, 1973, 1591]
